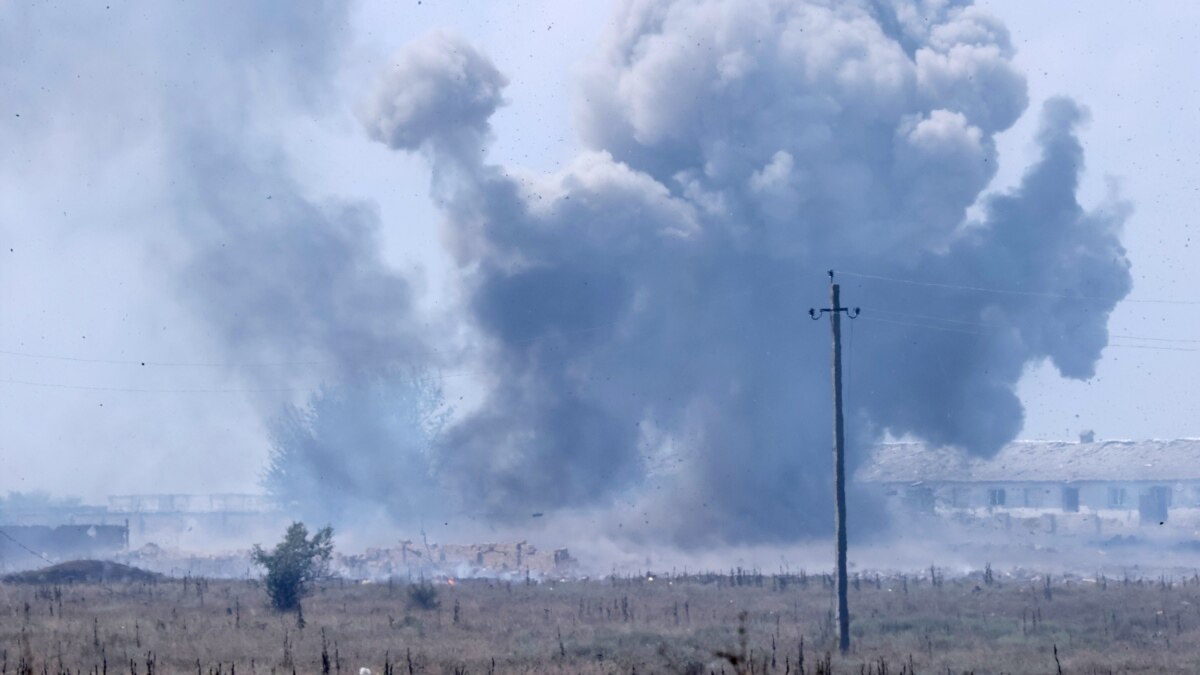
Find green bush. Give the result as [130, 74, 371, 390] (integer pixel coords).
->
[251, 522, 334, 612]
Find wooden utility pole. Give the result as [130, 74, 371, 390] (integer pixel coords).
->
[809, 270, 859, 654]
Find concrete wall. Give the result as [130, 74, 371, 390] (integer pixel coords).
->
[2, 494, 287, 551]
[108, 494, 276, 514]
[0, 524, 127, 571]
[122, 511, 290, 549]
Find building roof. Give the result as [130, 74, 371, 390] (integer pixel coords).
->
[106, 493, 277, 514]
[858, 439, 1200, 484]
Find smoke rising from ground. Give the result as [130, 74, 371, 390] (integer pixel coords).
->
[360, 0, 1131, 545]
[157, 5, 441, 521]
[0, 1, 1132, 547]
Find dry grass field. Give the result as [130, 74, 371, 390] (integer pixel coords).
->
[3, 567, 1200, 674]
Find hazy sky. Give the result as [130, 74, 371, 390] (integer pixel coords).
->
[0, 0, 1196, 504]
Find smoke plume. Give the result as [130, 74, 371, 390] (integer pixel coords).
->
[158, 4, 439, 521]
[361, 0, 1131, 544]
[1, 1, 1132, 544]
[0, 2, 433, 506]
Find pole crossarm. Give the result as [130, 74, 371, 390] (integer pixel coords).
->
[809, 270, 860, 319]
[808, 306, 861, 320]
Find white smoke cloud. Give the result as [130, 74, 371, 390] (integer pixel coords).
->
[362, 0, 1131, 545]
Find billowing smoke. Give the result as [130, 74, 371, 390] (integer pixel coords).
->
[360, 0, 1131, 544]
[264, 369, 448, 524]
[0, 2, 433, 513]
[157, 5, 439, 522]
[3, 0, 1131, 546]
[158, 4, 424, 387]
[361, 32, 508, 157]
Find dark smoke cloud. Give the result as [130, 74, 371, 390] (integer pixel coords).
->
[2, 0, 1131, 544]
[362, 1, 1131, 545]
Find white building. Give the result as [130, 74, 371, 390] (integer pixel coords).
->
[858, 437, 1200, 536]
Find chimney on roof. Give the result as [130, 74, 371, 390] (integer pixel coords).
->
[1079, 429, 1096, 444]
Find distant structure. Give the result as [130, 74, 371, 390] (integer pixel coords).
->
[336, 540, 578, 580]
[858, 435, 1200, 536]
[107, 494, 275, 514]
[0, 493, 580, 579]
[0, 496, 130, 570]
[106, 494, 284, 547]
[0, 493, 284, 557]
[0, 525, 128, 570]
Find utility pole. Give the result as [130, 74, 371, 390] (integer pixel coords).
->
[809, 269, 859, 654]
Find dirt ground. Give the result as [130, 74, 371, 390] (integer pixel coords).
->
[1, 568, 1199, 674]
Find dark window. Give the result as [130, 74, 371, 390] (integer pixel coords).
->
[1062, 486, 1079, 512]
[1108, 487, 1127, 508]
[988, 488, 1006, 507]
[1139, 486, 1171, 524]
[905, 486, 935, 513]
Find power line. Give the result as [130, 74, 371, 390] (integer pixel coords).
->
[0, 377, 300, 394]
[860, 306, 989, 328]
[862, 315, 1200, 354]
[1111, 334, 1200, 344]
[857, 315, 986, 336]
[3, 270, 1198, 395]
[0, 529, 54, 565]
[5, 325, 1196, 397]
[838, 270, 1200, 306]
[0, 277, 801, 373]
[1108, 343, 1200, 353]
[861, 306, 1200, 346]
[0, 348, 323, 368]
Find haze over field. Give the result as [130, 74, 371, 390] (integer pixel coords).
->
[1, 1, 1196, 553]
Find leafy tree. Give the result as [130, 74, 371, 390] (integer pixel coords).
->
[252, 522, 334, 612]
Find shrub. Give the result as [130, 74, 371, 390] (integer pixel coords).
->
[251, 522, 334, 612]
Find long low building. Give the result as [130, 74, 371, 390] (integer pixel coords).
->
[858, 436, 1200, 535]
[1, 493, 286, 551]
[0, 524, 129, 569]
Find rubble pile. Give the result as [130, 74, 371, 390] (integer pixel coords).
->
[116, 543, 256, 579]
[335, 541, 577, 580]
[107, 541, 579, 581]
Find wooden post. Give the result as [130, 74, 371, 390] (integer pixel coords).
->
[829, 281, 850, 654]
[809, 270, 859, 654]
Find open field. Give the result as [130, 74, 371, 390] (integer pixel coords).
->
[2, 568, 1200, 674]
